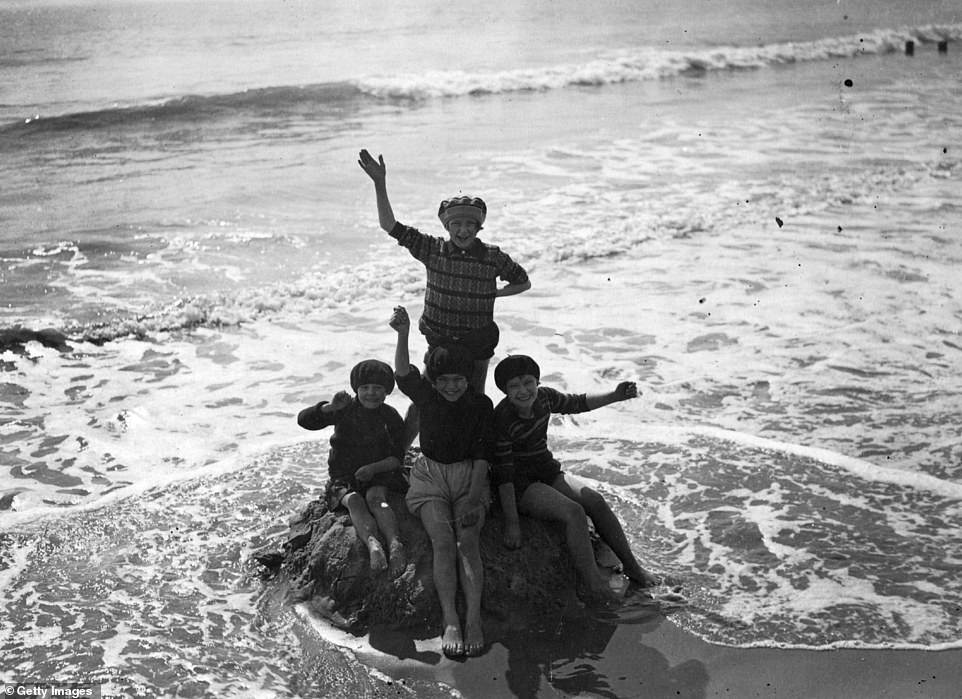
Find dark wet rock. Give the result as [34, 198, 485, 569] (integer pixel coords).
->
[0, 327, 72, 354]
[256, 490, 585, 635]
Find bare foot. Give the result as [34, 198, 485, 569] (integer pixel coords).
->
[464, 617, 484, 657]
[441, 624, 464, 658]
[367, 537, 388, 573]
[388, 539, 407, 578]
[625, 566, 661, 588]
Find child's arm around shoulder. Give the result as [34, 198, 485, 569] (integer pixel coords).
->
[358, 149, 397, 233]
[296, 390, 353, 429]
[585, 381, 639, 411]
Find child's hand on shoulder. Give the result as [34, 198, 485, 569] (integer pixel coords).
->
[614, 381, 639, 401]
[330, 390, 353, 410]
[358, 149, 386, 182]
[389, 305, 410, 333]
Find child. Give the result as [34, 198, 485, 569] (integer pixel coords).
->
[297, 359, 408, 578]
[491, 355, 659, 605]
[359, 149, 531, 392]
[389, 305, 493, 658]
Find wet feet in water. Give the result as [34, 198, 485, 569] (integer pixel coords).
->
[625, 567, 662, 588]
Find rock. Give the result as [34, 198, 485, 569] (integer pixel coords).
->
[258, 490, 586, 635]
[0, 327, 71, 354]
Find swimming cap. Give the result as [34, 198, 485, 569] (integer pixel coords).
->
[438, 196, 486, 228]
[425, 344, 475, 382]
[494, 355, 540, 392]
[350, 359, 395, 394]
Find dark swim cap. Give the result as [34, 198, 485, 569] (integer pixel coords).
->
[494, 355, 540, 393]
[425, 344, 475, 382]
[438, 196, 487, 227]
[350, 359, 395, 393]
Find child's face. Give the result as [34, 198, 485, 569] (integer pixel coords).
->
[445, 217, 480, 250]
[505, 375, 539, 412]
[356, 383, 387, 409]
[434, 373, 468, 402]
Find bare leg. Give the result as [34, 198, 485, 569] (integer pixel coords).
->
[518, 482, 616, 603]
[366, 486, 406, 578]
[553, 473, 658, 587]
[343, 492, 387, 573]
[455, 499, 486, 656]
[418, 500, 464, 657]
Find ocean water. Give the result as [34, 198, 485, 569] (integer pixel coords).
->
[2, 0, 962, 695]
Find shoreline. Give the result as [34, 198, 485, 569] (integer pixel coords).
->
[296, 604, 962, 698]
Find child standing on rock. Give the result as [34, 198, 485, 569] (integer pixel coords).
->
[297, 360, 408, 578]
[359, 149, 531, 393]
[390, 305, 493, 658]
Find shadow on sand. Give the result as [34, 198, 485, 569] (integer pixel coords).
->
[367, 593, 708, 699]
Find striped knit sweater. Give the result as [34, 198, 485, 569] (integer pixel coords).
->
[492, 386, 589, 487]
[389, 222, 529, 337]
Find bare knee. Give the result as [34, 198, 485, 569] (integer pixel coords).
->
[456, 529, 482, 557]
[557, 499, 588, 528]
[424, 525, 457, 558]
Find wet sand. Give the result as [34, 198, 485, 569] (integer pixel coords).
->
[299, 603, 962, 698]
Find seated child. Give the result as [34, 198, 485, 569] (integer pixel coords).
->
[297, 359, 408, 578]
[389, 305, 493, 658]
[359, 149, 531, 392]
[491, 355, 659, 604]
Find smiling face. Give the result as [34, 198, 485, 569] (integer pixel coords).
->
[504, 374, 539, 415]
[445, 217, 480, 250]
[355, 383, 387, 409]
[434, 373, 468, 402]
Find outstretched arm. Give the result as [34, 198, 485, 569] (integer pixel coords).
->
[390, 305, 412, 378]
[585, 381, 639, 410]
[358, 149, 397, 232]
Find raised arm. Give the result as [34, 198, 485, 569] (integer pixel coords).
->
[585, 381, 639, 411]
[358, 149, 397, 232]
[389, 305, 412, 377]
